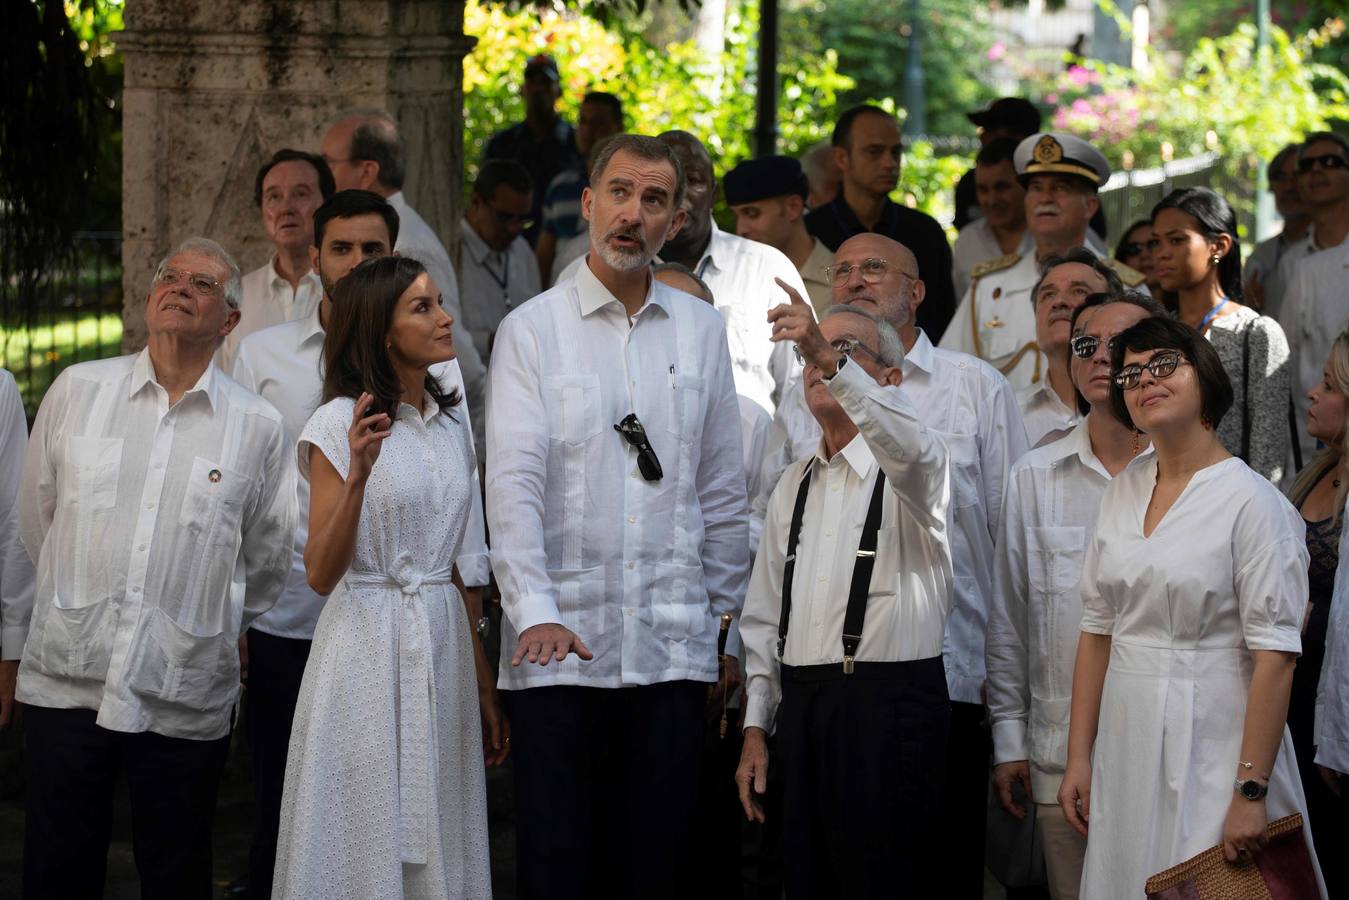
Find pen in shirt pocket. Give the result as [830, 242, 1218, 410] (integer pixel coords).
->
[669, 364, 675, 389]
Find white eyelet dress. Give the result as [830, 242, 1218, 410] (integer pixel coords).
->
[273, 395, 491, 899]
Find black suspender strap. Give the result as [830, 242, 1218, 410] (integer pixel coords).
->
[777, 469, 813, 659]
[777, 467, 889, 674]
[841, 474, 887, 674]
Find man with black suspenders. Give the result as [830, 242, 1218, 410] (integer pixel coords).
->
[737, 283, 953, 897]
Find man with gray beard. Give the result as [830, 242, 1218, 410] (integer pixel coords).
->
[486, 133, 750, 900]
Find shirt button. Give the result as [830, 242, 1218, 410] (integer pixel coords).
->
[818, 576, 827, 583]
[144, 502, 155, 510]
[626, 561, 635, 570]
[136, 544, 147, 552]
[831, 486, 841, 493]
[824, 529, 834, 537]
[628, 516, 636, 524]
[625, 608, 634, 616]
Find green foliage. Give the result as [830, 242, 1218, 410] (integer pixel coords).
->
[465, 0, 966, 225]
[778, 0, 997, 137]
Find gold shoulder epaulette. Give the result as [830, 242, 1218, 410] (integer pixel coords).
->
[1102, 258, 1147, 288]
[971, 253, 1020, 279]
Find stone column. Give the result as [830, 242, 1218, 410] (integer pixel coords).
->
[117, 0, 474, 350]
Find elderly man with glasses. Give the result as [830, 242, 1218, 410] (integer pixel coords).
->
[15, 238, 295, 899]
[458, 159, 543, 368]
[757, 232, 1028, 897]
[737, 281, 954, 898]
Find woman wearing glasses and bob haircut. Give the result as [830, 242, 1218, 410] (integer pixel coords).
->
[1059, 316, 1325, 898]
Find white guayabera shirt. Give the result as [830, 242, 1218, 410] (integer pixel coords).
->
[986, 420, 1152, 800]
[17, 350, 295, 739]
[487, 261, 749, 690]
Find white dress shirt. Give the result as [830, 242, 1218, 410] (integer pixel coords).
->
[952, 220, 1034, 300]
[741, 359, 953, 732]
[486, 260, 749, 690]
[1273, 229, 1343, 330]
[217, 257, 323, 373]
[986, 420, 1152, 800]
[457, 218, 542, 364]
[556, 225, 808, 413]
[1279, 241, 1349, 464]
[739, 395, 773, 559]
[1016, 380, 1080, 448]
[16, 350, 295, 738]
[1316, 495, 1349, 773]
[759, 331, 1028, 703]
[231, 309, 493, 640]
[1, 369, 35, 659]
[386, 191, 489, 457]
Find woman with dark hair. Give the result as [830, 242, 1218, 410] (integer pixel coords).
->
[1113, 220, 1160, 296]
[1285, 331, 1349, 895]
[1150, 186, 1292, 483]
[1058, 317, 1324, 898]
[273, 257, 503, 899]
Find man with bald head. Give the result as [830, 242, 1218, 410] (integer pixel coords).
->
[654, 130, 809, 414]
[737, 288, 953, 896]
[760, 232, 1028, 897]
[320, 110, 488, 454]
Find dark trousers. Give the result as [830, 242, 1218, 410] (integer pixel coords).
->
[939, 700, 993, 899]
[503, 680, 706, 900]
[22, 704, 230, 900]
[243, 628, 311, 897]
[777, 657, 951, 899]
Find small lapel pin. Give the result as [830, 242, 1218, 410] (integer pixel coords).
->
[208, 469, 222, 483]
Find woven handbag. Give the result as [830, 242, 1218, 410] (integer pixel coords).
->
[1144, 813, 1320, 900]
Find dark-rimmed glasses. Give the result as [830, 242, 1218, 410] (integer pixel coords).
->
[822, 258, 918, 287]
[485, 202, 534, 231]
[1298, 154, 1348, 174]
[154, 266, 222, 298]
[793, 337, 882, 367]
[1112, 351, 1190, 390]
[614, 414, 663, 481]
[1070, 334, 1119, 360]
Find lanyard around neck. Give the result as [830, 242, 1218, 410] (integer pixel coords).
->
[1199, 297, 1229, 331]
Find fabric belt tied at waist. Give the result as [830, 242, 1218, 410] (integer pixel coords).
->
[343, 552, 455, 866]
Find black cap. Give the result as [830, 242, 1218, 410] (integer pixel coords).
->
[723, 155, 809, 206]
[967, 98, 1042, 137]
[524, 54, 560, 82]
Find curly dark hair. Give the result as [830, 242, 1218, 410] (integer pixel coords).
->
[322, 256, 460, 422]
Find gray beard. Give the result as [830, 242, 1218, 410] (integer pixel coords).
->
[595, 239, 650, 273]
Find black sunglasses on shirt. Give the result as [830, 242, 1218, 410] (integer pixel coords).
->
[614, 413, 663, 482]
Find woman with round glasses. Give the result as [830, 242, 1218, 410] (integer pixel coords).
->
[1058, 316, 1324, 898]
[1285, 331, 1349, 894]
[1150, 186, 1291, 484]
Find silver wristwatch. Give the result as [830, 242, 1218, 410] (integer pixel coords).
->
[1234, 777, 1268, 801]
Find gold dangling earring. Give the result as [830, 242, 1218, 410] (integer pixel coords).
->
[1131, 429, 1140, 455]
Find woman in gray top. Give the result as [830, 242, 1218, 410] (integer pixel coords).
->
[1151, 187, 1292, 483]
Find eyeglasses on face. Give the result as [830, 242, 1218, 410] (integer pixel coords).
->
[792, 337, 882, 367]
[614, 413, 663, 482]
[1298, 154, 1348, 174]
[485, 201, 534, 230]
[823, 258, 918, 287]
[1112, 350, 1190, 390]
[1070, 334, 1120, 360]
[154, 266, 222, 298]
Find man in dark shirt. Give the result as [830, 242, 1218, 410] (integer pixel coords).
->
[482, 54, 581, 247]
[954, 97, 1042, 230]
[805, 105, 956, 342]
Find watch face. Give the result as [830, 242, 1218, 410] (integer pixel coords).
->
[1239, 780, 1265, 800]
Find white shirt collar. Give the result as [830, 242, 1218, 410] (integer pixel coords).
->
[1046, 417, 1153, 481]
[573, 255, 668, 319]
[459, 217, 494, 265]
[812, 429, 877, 480]
[904, 329, 938, 375]
[129, 346, 220, 411]
[264, 254, 321, 292]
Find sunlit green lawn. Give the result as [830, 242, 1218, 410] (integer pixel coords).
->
[1, 312, 124, 417]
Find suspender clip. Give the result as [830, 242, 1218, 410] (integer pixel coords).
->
[855, 549, 876, 558]
[777, 638, 786, 660]
[842, 633, 861, 675]
[842, 655, 855, 675]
